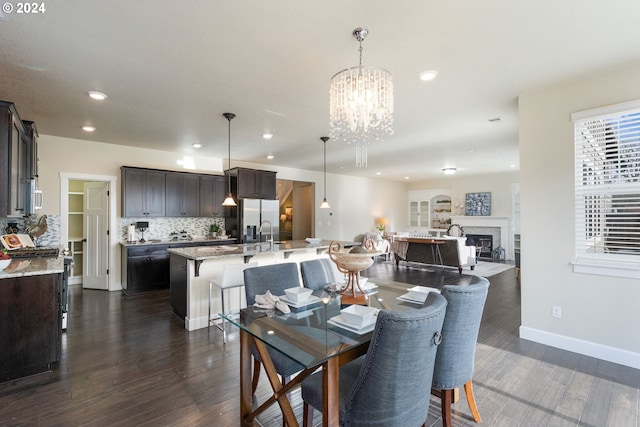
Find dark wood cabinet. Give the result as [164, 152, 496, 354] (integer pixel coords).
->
[165, 172, 199, 217]
[169, 254, 187, 319]
[232, 168, 277, 199]
[0, 101, 30, 217]
[122, 245, 171, 295]
[0, 273, 61, 382]
[122, 167, 166, 217]
[199, 174, 227, 216]
[23, 120, 38, 179]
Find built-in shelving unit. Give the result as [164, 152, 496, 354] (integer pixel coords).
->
[431, 196, 452, 229]
[408, 190, 452, 236]
[67, 181, 85, 283]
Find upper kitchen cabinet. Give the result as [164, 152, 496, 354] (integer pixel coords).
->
[199, 174, 226, 216]
[23, 121, 38, 179]
[0, 101, 30, 217]
[230, 167, 276, 199]
[165, 172, 199, 217]
[122, 167, 166, 217]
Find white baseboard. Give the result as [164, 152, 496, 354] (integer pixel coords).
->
[519, 326, 640, 370]
[185, 314, 216, 331]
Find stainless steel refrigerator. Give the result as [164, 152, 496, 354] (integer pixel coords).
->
[227, 198, 280, 243]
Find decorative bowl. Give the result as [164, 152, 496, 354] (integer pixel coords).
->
[340, 305, 377, 327]
[331, 251, 378, 272]
[284, 287, 313, 303]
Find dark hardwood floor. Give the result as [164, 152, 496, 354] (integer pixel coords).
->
[0, 262, 638, 426]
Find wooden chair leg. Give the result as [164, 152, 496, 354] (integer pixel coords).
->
[464, 379, 482, 423]
[441, 388, 453, 427]
[251, 359, 261, 395]
[303, 402, 314, 427]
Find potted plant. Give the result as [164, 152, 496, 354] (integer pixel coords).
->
[209, 224, 220, 238]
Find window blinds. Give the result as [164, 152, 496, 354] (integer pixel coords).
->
[573, 104, 640, 259]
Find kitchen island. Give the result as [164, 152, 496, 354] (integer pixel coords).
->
[0, 255, 64, 382]
[167, 240, 357, 331]
[119, 237, 236, 295]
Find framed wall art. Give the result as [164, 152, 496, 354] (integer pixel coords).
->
[465, 192, 491, 216]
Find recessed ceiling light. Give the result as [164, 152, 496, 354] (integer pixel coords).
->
[82, 125, 96, 132]
[442, 167, 457, 175]
[266, 154, 274, 159]
[192, 143, 202, 148]
[263, 133, 273, 140]
[376, 172, 382, 176]
[418, 69, 438, 81]
[404, 176, 410, 180]
[87, 91, 107, 100]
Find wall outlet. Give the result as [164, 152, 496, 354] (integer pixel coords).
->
[552, 306, 562, 319]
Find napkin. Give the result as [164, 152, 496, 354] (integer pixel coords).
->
[254, 291, 291, 314]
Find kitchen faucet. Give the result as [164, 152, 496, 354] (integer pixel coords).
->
[259, 220, 273, 247]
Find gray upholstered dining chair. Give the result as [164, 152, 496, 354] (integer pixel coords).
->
[243, 262, 305, 395]
[301, 294, 448, 427]
[429, 278, 489, 427]
[299, 257, 344, 290]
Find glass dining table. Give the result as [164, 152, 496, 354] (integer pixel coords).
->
[221, 278, 436, 427]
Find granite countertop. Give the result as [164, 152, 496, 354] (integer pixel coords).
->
[167, 239, 358, 261]
[0, 254, 65, 279]
[119, 237, 237, 247]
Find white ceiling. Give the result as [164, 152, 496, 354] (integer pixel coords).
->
[1, 1, 640, 181]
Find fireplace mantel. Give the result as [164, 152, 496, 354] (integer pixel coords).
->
[450, 216, 512, 258]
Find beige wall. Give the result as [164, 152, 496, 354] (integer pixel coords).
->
[406, 171, 520, 219]
[39, 135, 408, 243]
[519, 60, 640, 367]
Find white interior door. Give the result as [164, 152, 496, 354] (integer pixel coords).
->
[83, 181, 109, 290]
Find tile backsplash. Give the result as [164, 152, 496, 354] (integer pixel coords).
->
[1, 215, 226, 248]
[117, 217, 226, 241]
[0, 215, 61, 247]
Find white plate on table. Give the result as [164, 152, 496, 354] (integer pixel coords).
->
[328, 313, 378, 334]
[396, 293, 428, 305]
[396, 287, 440, 304]
[278, 294, 322, 308]
[358, 280, 378, 291]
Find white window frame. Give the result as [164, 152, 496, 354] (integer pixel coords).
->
[572, 100, 640, 279]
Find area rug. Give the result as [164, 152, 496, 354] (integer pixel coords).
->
[400, 260, 515, 278]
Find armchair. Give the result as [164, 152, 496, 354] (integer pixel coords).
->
[362, 232, 391, 260]
[243, 263, 305, 395]
[300, 257, 344, 290]
[301, 294, 448, 427]
[430, 278, 489, 427]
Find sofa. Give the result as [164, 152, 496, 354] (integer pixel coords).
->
[392, 235, 476, 273]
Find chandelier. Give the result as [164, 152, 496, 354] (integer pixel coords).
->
[329, 27, 393, 167]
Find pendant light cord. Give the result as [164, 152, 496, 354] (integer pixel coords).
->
[321, 136, 330, 201]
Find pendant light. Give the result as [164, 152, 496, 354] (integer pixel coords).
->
[221, 113, 237, 207]
[320, 136, 331, 209]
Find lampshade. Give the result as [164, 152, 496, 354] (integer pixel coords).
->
[320, 137, 331, 209]
[376, 217, 390, 226]
[222, 113, 237, 207]
[329, 28, 393, 168]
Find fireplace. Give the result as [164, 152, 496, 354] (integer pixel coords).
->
[466, 234, 493, 259]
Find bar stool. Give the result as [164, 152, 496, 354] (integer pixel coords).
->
[209, 262, 258, 344]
